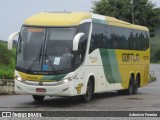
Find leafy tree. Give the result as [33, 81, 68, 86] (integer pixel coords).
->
[150, 47, 160, 63]
[0, 41, 16, 79]
[0, 42, 12, 64]
[92, 0, 160, 37]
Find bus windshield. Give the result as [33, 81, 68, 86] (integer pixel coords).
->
[16, 27, 77, 74]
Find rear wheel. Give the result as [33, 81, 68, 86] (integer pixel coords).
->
[81, 80, 93, 103]
[117, 89, 125, 95]
[32, 95, 45, 102]
[125, 76, 134, 95]
[133, 76, 139, 94]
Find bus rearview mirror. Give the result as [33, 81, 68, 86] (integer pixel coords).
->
[73, 33, 85, 51]
[8, 32, 19, 50]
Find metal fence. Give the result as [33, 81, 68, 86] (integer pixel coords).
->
[0, 79, 14, 94]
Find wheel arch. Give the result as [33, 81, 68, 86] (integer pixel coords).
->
[129, 72, 135, 81]
[89, 75, 95, 93]
[86, 74, 95, 94]
[128, 72, 135, 88]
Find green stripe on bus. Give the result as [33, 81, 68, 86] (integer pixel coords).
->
[41, 73, 67, 81]
[100, 49, 122, 83]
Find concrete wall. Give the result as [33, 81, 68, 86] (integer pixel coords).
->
[0, 79, 14, 94]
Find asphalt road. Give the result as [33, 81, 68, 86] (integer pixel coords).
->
[0, 64, 160, 119]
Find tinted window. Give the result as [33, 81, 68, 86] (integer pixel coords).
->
[102, 25, 112, 49]
[89, 23, 149, 53]
[77, 23, 90, 64]
[89, 23, 103, 53]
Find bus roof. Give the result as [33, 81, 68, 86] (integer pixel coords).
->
[105, 16, 149, 31]
[24, 12, 149, 31]
[24, 12, 92, 27]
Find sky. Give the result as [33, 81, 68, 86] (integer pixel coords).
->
[0, 0, 160, 40]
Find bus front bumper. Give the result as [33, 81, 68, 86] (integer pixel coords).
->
[15, 79, 74, 96]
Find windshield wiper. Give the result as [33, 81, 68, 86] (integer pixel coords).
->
[26, 45, 43, 72]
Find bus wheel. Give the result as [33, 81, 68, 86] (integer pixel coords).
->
[32, 95, 45, 102]
[117, 90, 125, 95]
[81, 80, 93, 103]
[125, 76, 134, 95]
[133, 77, 139, 94]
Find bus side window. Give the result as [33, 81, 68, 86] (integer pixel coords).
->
[78, 23, 90, 59]
[102, 25, 111, 49]
[143, 31, 149, 50]
[89, 23, 102, 53]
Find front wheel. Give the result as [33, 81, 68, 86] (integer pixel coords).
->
[81, 80, 93, 103]
[32, 95, 45, 102]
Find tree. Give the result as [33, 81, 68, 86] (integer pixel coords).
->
[92, 0, 160, 37]
[0, 41, 16, 79]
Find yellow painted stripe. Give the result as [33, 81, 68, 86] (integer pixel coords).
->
[18, 71, 44, 81]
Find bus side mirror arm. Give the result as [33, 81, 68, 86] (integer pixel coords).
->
[8, 32, 19, 50]
[73, 33, 85, 51]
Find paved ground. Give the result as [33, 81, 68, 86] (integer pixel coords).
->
[0, 64, 160, 119]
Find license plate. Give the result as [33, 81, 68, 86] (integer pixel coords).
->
[36, 88, 46, 92]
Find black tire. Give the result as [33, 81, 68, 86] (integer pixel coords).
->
[133, 76, 139, 94]
[81, 80, 93, 103]
[125, 76, 134, 95]
[32, 95, 45, 102]
[117, 90, 125, 95]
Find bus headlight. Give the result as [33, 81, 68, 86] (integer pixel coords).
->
[14, 76, 22, 81]
[62, 78, 73, 84]
[17, 77, 22, 81]
[64, 79, 69, 83]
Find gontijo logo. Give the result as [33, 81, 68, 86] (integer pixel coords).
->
[122, 53, 139, 62]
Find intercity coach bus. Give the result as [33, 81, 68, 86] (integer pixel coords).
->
[8, 12, 150, 102]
